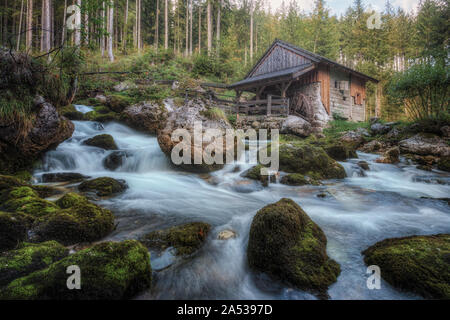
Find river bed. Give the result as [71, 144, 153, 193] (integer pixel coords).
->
[33, 107, 450, 300]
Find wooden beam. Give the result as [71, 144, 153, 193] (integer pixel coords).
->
[267, 95, 272, 116]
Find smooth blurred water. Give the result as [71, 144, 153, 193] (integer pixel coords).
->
[34, 118, 450, 300]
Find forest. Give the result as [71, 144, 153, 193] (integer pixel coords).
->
[1, 0, 448, 120]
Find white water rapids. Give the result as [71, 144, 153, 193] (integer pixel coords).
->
[33, 105, 450, 300]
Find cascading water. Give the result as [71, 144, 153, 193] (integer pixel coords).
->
[34, 107, 450, 300]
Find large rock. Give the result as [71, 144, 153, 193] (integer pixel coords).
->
[279, 144, 346, 180]
[242, 165, 276, 187]
[0, 98, 74, 173]
[31, 193, 115, 245]
[113, 80, 138, 92]
[0, 240, 152, 300]
[157, 99, 234, 173]
[280, 116, 312, 137]
[0, 241, 68, 287]
[0, 212, 32, 252]
[82, 134, 118, 150]
[376, 146, 400, 164]
[399, 134, 450, 157]
[370, 122, 392, 135]
[340, 128, 369, 148]
[247, 198, 340, 298]
[122, 101, 169, 134]
[363, 234, 450, 299]
[78, 177, 128, 197]
[0, 186, 59, 217]
[103, 151, 129, 171]
[141, 222, 211, 256]
[41, 172, 90, 183]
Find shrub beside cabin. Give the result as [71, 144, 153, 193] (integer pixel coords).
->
[229, 40, 379, 122]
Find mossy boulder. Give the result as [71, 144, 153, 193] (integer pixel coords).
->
[41, 172, 90, 183]
[0, 175, 26, 191]
[362, 234, 450, 300]
[141, 222, 211, 256]
[280, 173, 310, 186]
[103, 151, 128, 171]
[437, 157, 450, 172]
[84, 110, 120, 122]
[279, 144, 346, 180]
[31, 185, 63, 198]
[324, 143, 357, 161]
[0, 241, 68, 287]
[59, 104, 85, 121]
[242, 165, 276, 187]
[106, 95, 131, 113]
[247, 198, 341, 298]
[82, 134, 118, 150]
[0, 240, 152, 300]
[78, 177, 128, 197]
[0, 187, 59, 217]
[0, 211, 33, 252]
[31, 193, 115, 245]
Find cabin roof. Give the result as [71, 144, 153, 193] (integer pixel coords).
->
[230, 39, 378, 90]
[228, 63, 315, 89]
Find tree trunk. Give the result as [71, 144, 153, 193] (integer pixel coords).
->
[207, 0, 212, 55]
[154, 0, 158, 50]
[26, 0, 32, 51]
[74, 0, 81, 46]
[41, 0, 50, 53]
[198, 6, 201, 53]
[101, 1, 105, 56]
[164, 0, 168, 50]
[123, 0, 128, 50]
[3, 0, 8, 45]
[184, 0, 188, 56]
[216, 0, 221, 53]
[189, 0, 192, 55]
[107, 1, 114, 61]
[17, 0, 24, 50]
[250, 0, 253, 61]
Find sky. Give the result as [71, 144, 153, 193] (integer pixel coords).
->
[266, 0, 421, 16]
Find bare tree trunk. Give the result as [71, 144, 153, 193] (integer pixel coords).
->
[123, 0, 128, 50]
[189, 0, 192, 55]
[74, 0, 81, 46]
[164, 0, 168, 50]
[61, 0, 67, 45]
[41, 0, 50, 53]
[198, 5, 201, 53]
[26, 0, 32, 51]
[154, 0, 158, 50]
[137, 0, 141, 51]
[101, 0, 105, 56]
[3, 0, 8, 45]
[216, 0, 221, 53]
[207, 0, 212, 55]
[184, 0, 188, 56]
[107, 1, 114, 61]
[17, 0, 24, 50]
[250, 0, 253, 61]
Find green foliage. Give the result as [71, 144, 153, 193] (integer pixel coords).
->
[193, 54, 234, 79]
[201, 107, 227, 122]
[388, 62, 449, 120]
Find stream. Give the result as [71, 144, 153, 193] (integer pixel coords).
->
[33, 105, 450, 300]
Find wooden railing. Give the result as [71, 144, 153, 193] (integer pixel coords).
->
[235, 95, 290, 116]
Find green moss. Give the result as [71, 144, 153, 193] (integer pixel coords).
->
[78, 177, 127, 197]
[32, 195, 115, 245]
[280, 173, 310, 186]
[0, 240, 152, 300]
[59, 104, 85, 120]
[55, 192, 87, 209]
[324, 143, 357, 161]
[247, 198, 340, 299]
[363, 234, 450, 299]
[107, 94, 133, 113]
[278, 144, 346, 180]
[14, 171, 32, 183]
[243, 165, 276, 187]
[1, 187, 59, 217]
[437, 157, 450, 172]
[142, 222, 211, 256]
[31, 185, 62, 198]
[0, 241, 68, 287]
[0, 211, 33, 252]
[0, 175, 26, 192]
[82, 134, 118, 150]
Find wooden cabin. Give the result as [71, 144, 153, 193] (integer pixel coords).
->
[229, 40, 378, 122]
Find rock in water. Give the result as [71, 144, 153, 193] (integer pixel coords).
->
[122, 101, 169, 133]
[141, 222, 211, 256]
[363, 234, 450, 299]
[78, 177, 128, 197]
[279, 144, 346, 180]
[280, 116, 312, 137]
[399, 134, 450, 157]
[31, 193, 115, 245]
[103, 151, 128, 171]
[0, 240, 152, 300]
[247, 198, 340, 298]
[82, 134, 118, 150]
[376, 146, 400, 164]
[157, 99, 234, 173]
[41, 172, 90, 183]
[0, 241, 68, 287]
[217, 230, 237, 240]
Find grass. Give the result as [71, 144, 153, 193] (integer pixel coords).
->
[201, 107, 228, 122]
[323, 120, 370, 140]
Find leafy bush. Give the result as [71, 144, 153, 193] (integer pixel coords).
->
[388, 62, 449, 120]
[192, 54, 234, 79]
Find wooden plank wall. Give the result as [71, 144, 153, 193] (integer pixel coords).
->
[350, 74, 367, 104]
[317, 64, 330, 114]
[252, 45, 312, 77]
